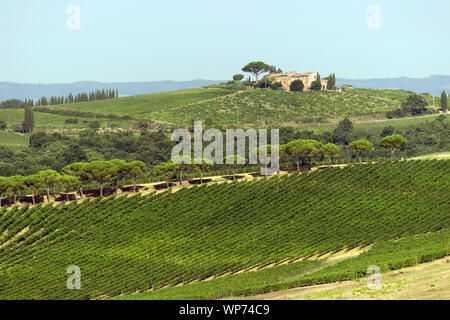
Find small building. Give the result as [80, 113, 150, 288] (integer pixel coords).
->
[266, 71, 328, 91]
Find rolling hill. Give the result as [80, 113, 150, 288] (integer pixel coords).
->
[0, 160, 448, 299]
[31, 87, 439, 128]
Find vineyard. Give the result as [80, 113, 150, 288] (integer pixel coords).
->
[0, 160, 448, 299]
[32, 87, 438, 128]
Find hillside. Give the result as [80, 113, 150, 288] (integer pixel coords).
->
[0, 160, 448, 299]
[32, 87, 439, 128]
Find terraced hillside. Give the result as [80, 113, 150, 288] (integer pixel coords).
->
[34, 88, 437, 128]
[0, 160, 448, 299]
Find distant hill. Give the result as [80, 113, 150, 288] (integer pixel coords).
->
[0, 80, 223, 101]
[337, 75, 450, 96]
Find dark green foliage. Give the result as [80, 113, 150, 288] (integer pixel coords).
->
[441, 91, 448, 110]
[289, 80, 304, 92]
[232, 74, 244, 81]
[402, 94, 428, 115]
[21, 107, 34, 133]
[269, 65, 283, 73]
[271, 82, 283, 90]
[310, 73, 322, 91]
[242, 61, 271, 81]
[332, 117, 353, 145]
[254, 77, 273, 89]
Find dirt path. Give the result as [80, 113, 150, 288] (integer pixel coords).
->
[239, 257, 450, 300]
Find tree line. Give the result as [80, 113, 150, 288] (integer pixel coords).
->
[0, 160, 146, 206]
[152, 133, 407, 188]
[35, 89, 119, 106]
[0, 131, 408, 207]
[0, 89, 119, 109]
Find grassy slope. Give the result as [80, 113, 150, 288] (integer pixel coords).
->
[0, 131, 29, 149]
[0, 109, 88, 129]
[32, 88, 438, 127]
[0, 161, 448, 299]
[39, 88, 234, 118]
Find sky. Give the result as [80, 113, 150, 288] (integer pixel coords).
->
[1, 0, 449, 83]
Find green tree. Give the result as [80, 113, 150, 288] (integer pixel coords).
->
[402, 94, 428, 115]
[110, 159, 129, 191]
[380, 126, 395, 138]
[255, 77, 273, 88]
[171, 155, 191, 186]
[23, 174, 44, 205]
[290, 80, 304, 92]
[349, 140, 374, 163]
[22, 107, 35, 133]
[326, 74, 333, 90]
[125, 161, 146, 193]
[285, 139, 323, 172]
[62, 162, 90, 198]
[83, 161, 119, 197]
[0, 177, 10, 207]
[8, 175, 24, 204]
[224, 155, 247, 180]
[321, 143, 340, 165]
[192, 158, 214, 184]
[57, 175, 81, 202]
[39, 169, 61, 202]
[154, 160, 178, 188]
[310, 73, 322, 91]
[379, 135, 407, 161]
[332, 117, 354, 158]
[89, 121, 101, 131]
[242, 61, 271, 81]
[269, 65, 283, 73]
[271, 82, 283, 90]
[233, 74, 244, 81]
[441, 91, 448, 110]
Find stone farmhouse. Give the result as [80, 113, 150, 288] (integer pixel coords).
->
[266, 71, 328, 91]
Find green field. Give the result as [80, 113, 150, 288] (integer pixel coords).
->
[29, 88, 438, 128]
[0, 160, 448, 299]
[0, 131, 29, 149]
[0, 109, 133, 130]
[38, 88, 234, 119]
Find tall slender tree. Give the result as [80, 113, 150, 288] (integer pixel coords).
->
[441, 91, 448, 110]
[22, 107, 35, 133]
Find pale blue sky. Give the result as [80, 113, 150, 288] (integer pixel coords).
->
[1, 0, 449, 83]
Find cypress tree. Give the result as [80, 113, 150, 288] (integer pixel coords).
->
[441, 91, 448, 110]
[326, 74, 333, 90]
[22, 107, 35, 133]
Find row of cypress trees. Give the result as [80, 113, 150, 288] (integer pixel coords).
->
[34, 89, 119, 106]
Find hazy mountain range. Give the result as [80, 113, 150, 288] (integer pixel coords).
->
[0, 80, 222, 101]
[0, 75, 449, 101]
[336, 75, 450, 96]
